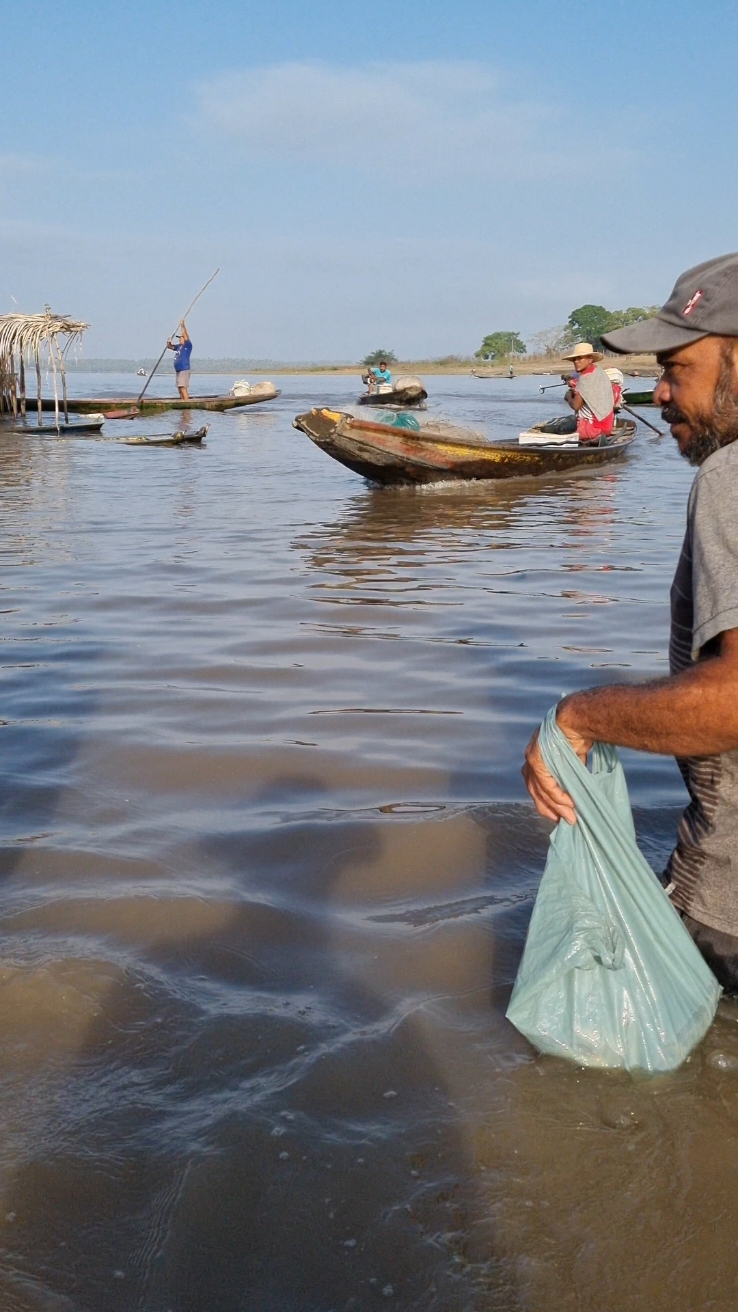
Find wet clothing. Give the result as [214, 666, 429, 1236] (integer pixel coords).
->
[173, 338, 192, 372]
[683, 914, 738, 994]
[573, 364, 615, 443]
[667, 439, 738, 941]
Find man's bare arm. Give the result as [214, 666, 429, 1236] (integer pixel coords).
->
[558, 628, 738, 756]
[523, 629, 738, 823]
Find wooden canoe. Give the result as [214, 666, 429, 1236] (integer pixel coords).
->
[39, 383, 281, 416]
[293, 409, 636, 485]
[2, 415, 105, 434]
[119, 425, 209, 447]
[357, 379, 428, 408]
[623, 389, 655, 406]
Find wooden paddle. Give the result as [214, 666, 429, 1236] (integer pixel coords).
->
[137, 269, 220, 404]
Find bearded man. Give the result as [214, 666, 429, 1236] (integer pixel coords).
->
[523, 252, 738, 990]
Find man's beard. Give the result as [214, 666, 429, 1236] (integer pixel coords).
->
[662, 348, 738, 466]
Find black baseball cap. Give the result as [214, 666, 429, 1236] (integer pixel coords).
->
[601, 253, 738, 355]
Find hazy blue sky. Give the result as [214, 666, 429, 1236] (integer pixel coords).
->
[3, 1, 737, 359]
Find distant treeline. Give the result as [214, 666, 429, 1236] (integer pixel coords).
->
[65, 358, 353, 374]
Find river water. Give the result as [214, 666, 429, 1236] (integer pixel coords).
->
[3, 372, 738, 1311]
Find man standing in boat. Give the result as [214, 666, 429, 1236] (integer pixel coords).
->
[167, 320, 192, 401]
[523, 252, 738, 989]
[562, 342, 615, 442]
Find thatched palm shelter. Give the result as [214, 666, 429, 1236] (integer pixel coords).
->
[0, 309, 89, 426]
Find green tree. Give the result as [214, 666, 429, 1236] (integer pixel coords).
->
[567, 304, 662, 350]
[475, 331, 527, 360]
[362, 348, 398, 366]
[608, 305, 661, 328]
[566, 305, 618, 350]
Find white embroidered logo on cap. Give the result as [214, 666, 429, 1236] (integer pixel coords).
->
[683, 290, 703, 316]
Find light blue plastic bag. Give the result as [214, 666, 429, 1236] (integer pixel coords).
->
[507, 708, 721, 1072]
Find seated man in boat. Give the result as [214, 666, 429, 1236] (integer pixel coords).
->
[369, 359, 392, 392]
[167, 320, 192, 401]
[562, 342, 615, 442]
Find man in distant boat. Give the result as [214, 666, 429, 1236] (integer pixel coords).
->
[167, 320, 192, 401]
[523, 252, 738, 989]
[368, 359, 392, 393]
[562, 342, 615, 443]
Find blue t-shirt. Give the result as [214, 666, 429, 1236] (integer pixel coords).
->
[173, 339, 192, 372]
[372, 366, 391, 384]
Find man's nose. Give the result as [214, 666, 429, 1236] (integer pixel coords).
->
[653, 376, 671, 405]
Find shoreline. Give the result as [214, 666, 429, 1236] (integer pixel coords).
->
[66, 353, 658, 378]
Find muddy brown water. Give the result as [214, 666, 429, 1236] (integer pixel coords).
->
[3, 373, 738, 1311]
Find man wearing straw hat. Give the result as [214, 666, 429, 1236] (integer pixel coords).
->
[562, 342, 615, 442]
[523, 252, 738, 988]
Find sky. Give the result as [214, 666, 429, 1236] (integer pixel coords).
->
[3, 1, 738, 361]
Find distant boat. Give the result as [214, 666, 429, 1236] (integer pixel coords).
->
[293, 408, 636, 485]
[38, 382, 281, 416]
[357, 375, 427, 408]
[3, 414, 105, 435]
[120, 424, 209, 447]
[623, 388, 655, 406]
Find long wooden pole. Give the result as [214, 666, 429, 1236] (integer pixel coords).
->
[137, 269, 220, 404]
[19, 354, 25, 417]
[621, 402, 664, 437]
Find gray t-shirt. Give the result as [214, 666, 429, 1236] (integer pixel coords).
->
[667, 440, 738, 935]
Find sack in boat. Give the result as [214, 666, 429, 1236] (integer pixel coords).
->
[507, 708, 721, 1072]
[230, 379, 252, 396]
[393, 375, 425, 395]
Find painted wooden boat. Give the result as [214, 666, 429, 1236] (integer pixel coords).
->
[119, 425, 209, 447]
[39, 383, 281, 416]
[293, 408, 636, 485]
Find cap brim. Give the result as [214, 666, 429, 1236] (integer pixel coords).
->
[601, 316, 708, 355]
[562, 350, 604, 362]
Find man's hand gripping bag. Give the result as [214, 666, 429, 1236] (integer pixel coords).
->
[507, 709, 721, 1072]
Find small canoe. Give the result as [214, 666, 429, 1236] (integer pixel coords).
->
[293, 409, 636, 485]
[357, 375, 427, 408]
[2, 415, 105, 435]
[39, 383, 281, 416]
[119, 425, 209, 447]
[623, 389, 655, 406]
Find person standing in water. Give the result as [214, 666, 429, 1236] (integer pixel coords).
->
[167, 320, 192, 400]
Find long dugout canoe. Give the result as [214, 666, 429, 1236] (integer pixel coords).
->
[37, 385, 281, 415]
[293, 408, 636, 485]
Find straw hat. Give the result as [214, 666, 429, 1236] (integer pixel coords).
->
[562, 341, 604, 362]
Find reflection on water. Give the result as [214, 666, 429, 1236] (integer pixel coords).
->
[1, 373, 731, 1311]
